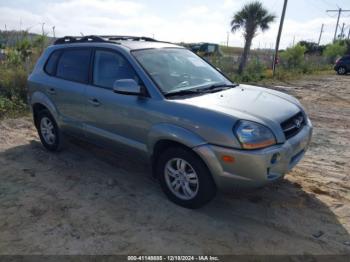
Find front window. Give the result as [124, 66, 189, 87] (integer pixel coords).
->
[132, 48, 233, 95]
[93, 50, 139, 89]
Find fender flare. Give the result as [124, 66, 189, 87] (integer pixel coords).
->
[147, 123, 207, 157]
[30, 91, 59, 123]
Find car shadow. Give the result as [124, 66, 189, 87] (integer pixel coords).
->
[0, 138, 349, 254]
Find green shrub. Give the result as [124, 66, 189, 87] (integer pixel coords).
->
[0, 96, 26, 118]
[323, 41, 347, 63]
[0, 33, 48, 118]
[5, 48, 22, 66]
[15, 38, 32, 61]
[0, 66, 28, 101]
[280, 44, 306, 69]
[298, 41, 325, 55]
[232, 58, 266, 83]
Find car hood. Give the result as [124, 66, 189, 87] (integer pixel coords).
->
[175, 84, 302, 125]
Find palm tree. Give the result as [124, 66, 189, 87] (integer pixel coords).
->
[230, 1, 275, 74]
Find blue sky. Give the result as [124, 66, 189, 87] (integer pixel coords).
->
[0, 0, 350, 48]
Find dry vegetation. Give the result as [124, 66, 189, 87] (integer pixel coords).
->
[0, 74, 349, 255]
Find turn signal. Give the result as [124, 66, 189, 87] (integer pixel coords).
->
[222, 155, 235, 163]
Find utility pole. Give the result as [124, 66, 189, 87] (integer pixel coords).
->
[41, 22, 45, 36]
[4, 24, 7, 46]
[40, 22, 45, 54]
[340, 23, 345, 39]
[272, 0, 288, 77]
[226, 31, 229, 47]
[327, 8, 350, 42]
[52, 26, 56, 38]
[318, 24, 324, 45]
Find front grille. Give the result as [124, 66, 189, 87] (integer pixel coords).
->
[281, 112, 305, 140]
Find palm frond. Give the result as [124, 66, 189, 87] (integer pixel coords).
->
[229, 1, 276, 74]
[229, 1, 275, 34]
[259, 14, 276, 31]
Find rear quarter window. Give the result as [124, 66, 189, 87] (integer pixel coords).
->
[56, 49, 91, 83]
[44, 50, 61, 75]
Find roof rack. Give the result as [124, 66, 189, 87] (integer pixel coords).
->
[54, 35, 157, 45]
[100, 35, 157, 42]
[54, 35, 107, 45]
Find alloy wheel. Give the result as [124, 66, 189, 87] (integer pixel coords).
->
[40, 116, 56, 145]
[164, 158, 199, 200]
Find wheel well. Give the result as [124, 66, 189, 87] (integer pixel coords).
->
[32, 103, 48, 128]
[151, 140, 201, 177]
[151, 139, 216, 188]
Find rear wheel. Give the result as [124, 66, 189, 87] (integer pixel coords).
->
[36, 110, 63, 151]
[337, 66, 347, 75]
[156, 147, 216, 208]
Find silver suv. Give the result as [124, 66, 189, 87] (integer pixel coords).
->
[28, 35, 312, 208]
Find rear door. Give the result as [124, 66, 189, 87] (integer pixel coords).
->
[46, 48, 92, 135]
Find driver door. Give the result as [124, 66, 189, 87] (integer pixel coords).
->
[83, 49, 151, 152]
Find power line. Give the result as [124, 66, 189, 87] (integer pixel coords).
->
[326, 8, 350, 42]
[326, 12, 339, 18]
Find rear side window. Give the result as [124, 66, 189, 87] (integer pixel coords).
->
[56, 49, 91, 83]
[44, 50, 61, 75]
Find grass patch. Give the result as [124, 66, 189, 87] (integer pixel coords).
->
[0, 96, 28, 119]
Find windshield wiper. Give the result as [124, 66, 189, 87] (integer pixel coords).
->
[200, 83, 238, 93]
[164, 89, 204, 97]
[164, 83, 238, 97]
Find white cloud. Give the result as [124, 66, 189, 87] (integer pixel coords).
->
[0, 7, 42, 31]
[183, 6, 210, 17]
[250, 16, 350, 49]
[0, 0, 162, 37]
[0, 0, 348, 48]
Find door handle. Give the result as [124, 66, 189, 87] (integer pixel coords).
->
[47, 88, 56, 95]
[88, 98, 101, 107]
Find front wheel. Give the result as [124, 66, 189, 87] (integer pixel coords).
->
[156, 147, 216, 208]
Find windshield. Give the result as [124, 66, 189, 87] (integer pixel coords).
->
[132, 48, 233, 94]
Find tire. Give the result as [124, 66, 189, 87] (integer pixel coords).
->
[156, 147, 216, 208]
[337, 66, 347, 75]
[36, 109, 63, 152]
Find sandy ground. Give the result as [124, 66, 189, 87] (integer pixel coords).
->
[0, 74, 349, 255]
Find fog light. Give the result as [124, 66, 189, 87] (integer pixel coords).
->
[271, 153, 280, 164]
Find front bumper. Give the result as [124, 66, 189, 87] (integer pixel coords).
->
[193, 121, 313, 191]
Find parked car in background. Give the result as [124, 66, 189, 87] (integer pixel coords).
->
[184, 42, 222, 56]
[27, 35, 312, 208]
[334, 55, 350, 75]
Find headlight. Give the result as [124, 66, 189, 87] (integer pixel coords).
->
[234, 120, 276, 150]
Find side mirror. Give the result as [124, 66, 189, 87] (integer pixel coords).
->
[113, 79, 141, 95]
